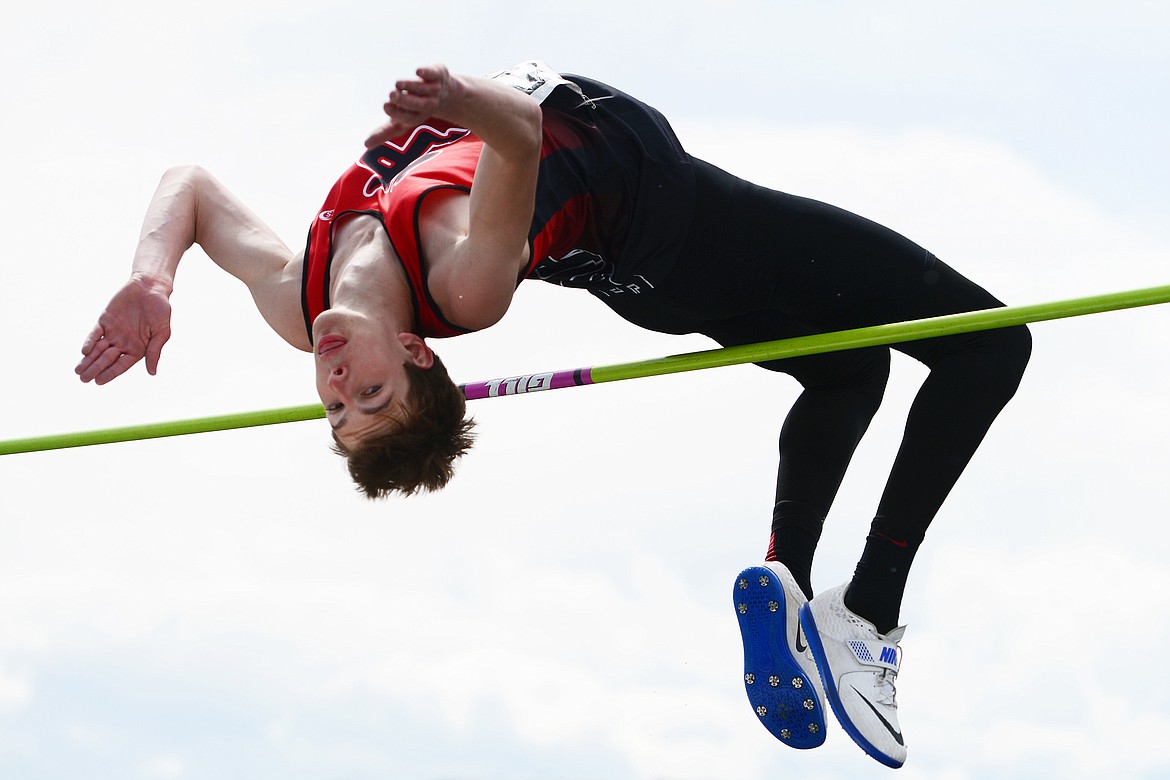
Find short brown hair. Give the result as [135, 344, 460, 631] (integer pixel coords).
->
[332, 352, 476, 498]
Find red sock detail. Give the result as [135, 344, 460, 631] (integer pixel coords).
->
[765, 530, 779, 561]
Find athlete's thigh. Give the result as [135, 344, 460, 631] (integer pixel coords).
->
[701, 309, 891, 390]
[768, 195, 1006, 332]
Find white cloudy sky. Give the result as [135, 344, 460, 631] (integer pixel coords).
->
[2, 2, 1169, 779]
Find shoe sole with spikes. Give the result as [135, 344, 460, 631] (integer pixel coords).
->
[733, 563, 827, 749]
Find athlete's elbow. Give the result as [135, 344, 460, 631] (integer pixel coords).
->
[159, 164, 211, 189]
[446, 282, 514, 331]
[515, 98, 544, 153]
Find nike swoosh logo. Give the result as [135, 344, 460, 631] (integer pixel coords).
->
[795, 622, 809, 654]
[873, 531, 910, 548]
[850, 686, 904, 746]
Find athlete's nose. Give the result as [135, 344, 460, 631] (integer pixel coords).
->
[327, 364, 347, 390]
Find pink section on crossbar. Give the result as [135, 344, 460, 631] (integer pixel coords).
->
[461, 367, 592, 400]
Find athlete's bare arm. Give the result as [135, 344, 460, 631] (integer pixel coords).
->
[366, 64, 543, 330]
[76, 166, 309, 385]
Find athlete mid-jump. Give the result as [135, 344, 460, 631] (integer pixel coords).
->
[76, 62, 1030, 768]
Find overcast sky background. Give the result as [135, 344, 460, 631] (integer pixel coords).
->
[2, 2, 1169, 779]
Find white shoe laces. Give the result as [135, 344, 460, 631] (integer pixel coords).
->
[875, 666, 899, 707]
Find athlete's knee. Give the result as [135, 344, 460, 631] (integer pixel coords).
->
[984, 323, 1032, 398]
[845, 350, 891, 418]
[943, 323, 1032, 414]
[909, 321, 1031, 398]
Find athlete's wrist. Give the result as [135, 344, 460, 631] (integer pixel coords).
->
[128, 270, 174, 297]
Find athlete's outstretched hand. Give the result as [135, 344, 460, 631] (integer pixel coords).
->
[365, 64, 457, 148]
[75, 274, 172, 385]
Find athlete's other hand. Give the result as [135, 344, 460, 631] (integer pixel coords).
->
[75, 274, 172, 385]
[365, 64, 458, 148]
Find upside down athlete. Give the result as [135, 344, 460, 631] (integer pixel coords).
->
[76, 61, 1030, 768]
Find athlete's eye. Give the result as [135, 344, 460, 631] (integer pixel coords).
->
[361, 385, 382, 398]
[326, 402, 343, 412]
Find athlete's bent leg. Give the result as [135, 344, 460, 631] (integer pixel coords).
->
[762, 347, 891, 601]
[846, 322, 1032, 633]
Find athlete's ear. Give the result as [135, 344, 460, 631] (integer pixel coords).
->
[399, 332, 435, 369]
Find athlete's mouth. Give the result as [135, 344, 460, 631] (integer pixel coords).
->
[316, 335, 347, 357]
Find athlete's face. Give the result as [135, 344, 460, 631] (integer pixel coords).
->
[312, 308, 433, 448]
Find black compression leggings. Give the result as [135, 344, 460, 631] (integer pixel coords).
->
[603, 157, 1031, 602]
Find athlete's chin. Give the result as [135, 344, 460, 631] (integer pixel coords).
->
[311, 309, 364, 346]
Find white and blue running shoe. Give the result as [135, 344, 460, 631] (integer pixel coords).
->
[733, 562, 827, 749]
[800, 583, 907, 768]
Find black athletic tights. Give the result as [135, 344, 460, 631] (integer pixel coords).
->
[602, 157, 1032, 632]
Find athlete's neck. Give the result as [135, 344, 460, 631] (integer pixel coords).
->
[329, 214, 414, 335]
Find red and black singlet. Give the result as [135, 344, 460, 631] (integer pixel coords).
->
[301, 121, 483, 341]
[300, 71, 694, 344]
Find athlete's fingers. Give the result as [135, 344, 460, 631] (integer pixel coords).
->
[384, 104, 424, 124]
[94, 352, 141, 386]
[365, 118, 412, 148]
[395, 78, 439, 97]
[391, 76, 438, 100]
[365, 122, 395, 148]
[367, 65, 449, 147]
[380, 104, 428, 135]
[76, 329, 113, 377]
[386, 89, 435, 116]
[80, 323, 104, 356]
[76, 345, 124, 384]
[414, 64, 449, 86]
[397, 65, 446, 92]
[75, 351, 97, 377]
[75, 351, 99, 377]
